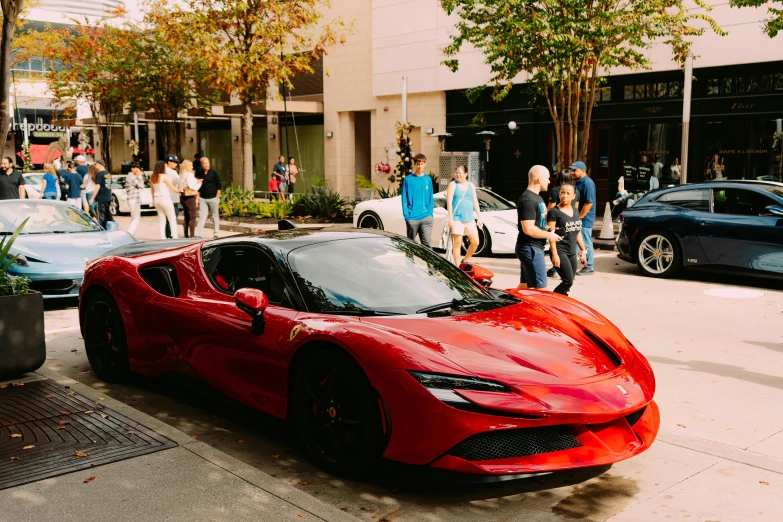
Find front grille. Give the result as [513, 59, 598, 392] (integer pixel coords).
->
[447, 426, 582, 461]
[625, 405, 647, 427]
[28, 279, 77, 294]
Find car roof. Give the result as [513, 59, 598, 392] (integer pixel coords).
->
[653, 180, 783, 194]
[206, 227, 403, 254]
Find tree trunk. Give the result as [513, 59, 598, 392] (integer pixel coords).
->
[0, 3, 22, 141]
[241, 100, 254, 192]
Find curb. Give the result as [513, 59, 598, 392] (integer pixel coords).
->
[29, 366, 361, 522]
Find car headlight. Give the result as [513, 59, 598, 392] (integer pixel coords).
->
[5, 253, 28, 267]
[409, 371, 512, 406]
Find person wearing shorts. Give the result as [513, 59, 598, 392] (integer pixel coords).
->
[446, 165, 482, 264]
[515, 165, 561, 289]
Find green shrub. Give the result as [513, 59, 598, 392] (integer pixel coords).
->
[311, 176, 327, 187]
[219, 185, 254, 216]
[244, 200, 293, 219]
[376, 186, 400, 199]
[291, 190, 350, 219]
[356, 176, 376, 189]
[0, 273, 30, 296]
[0, 217, 30, 296]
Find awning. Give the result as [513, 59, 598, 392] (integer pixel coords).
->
[18, 144, 62, 165]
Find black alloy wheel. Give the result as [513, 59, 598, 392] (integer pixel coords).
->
[83, 291, 130, 382]
[462, 225, 491, 257]
[357, 211, 383, 230]
[110, 194, 120, 216]
[292, 350, 383, 476]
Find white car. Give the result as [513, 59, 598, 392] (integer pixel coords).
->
[22, 173, 46, 199]
[109, 174, 155, 216]
[353, 187, 519, 256]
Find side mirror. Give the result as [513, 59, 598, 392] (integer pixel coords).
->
[764, 205, 783, 217]
[235, 288, 269, 336]
[105, 221, 119, 232]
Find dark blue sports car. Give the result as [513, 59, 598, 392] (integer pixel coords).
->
[616, 180, 783, 278]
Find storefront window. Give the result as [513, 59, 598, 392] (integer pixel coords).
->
[621, 123, 682, 169]
[703, 118, 783, 182]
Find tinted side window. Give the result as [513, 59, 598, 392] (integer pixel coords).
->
[713, 188, 778, 217]
[655, 189, 710, 211]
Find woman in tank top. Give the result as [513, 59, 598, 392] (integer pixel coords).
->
[446, 165, 482, 264]
[150, 160, 180, 239]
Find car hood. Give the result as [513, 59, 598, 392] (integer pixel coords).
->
[11, 231, 136, 264]
[362, 295, 634, 386]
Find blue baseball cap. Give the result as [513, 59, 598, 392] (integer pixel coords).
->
[568, 161, 587, 171]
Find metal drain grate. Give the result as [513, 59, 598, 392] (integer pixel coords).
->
[0, 379, 176, 490]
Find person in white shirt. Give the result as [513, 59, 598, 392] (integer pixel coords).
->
[151, 161, 180, 239]
[164, 154, 181, 239]
[670, 157, 681, 181]
[179, 159, 202, 238]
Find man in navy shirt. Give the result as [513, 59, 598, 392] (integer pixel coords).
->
[571, 161, 596, 275]
[401, 154, 435, 247]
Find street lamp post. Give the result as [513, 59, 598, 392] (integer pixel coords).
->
[681, 52, 693, 184]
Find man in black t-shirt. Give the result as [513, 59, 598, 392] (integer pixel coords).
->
[89, 159, 114, 229]
[196, 156, 222, 238]
[0, 157, 25, 199]
[516, 165, 562, 289]
[637, 155, 653, 193]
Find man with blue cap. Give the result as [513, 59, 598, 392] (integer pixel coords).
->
[570, 161, 595, 275]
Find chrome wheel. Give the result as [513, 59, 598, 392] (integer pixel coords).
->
[358, 212, 383, 230]
[637, 233, 678, 277]
[461, 225, 490, 257]
[110, 195, 119, 216]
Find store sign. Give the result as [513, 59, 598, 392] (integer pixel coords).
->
[719, 149, 768, 154]
[32, 131, 66, 138]
[11, 121, 68, 132]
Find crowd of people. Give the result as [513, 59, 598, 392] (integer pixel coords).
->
[0, 153, 223, 240]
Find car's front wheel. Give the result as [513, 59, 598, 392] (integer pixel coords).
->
[83, 291, 130, 382]
[636, 231, 681, 278]
[462, 225, 491, 257]
[292, 349, 383, 476]
[357, 211, 383, 230]
[110, 195, 120, 216]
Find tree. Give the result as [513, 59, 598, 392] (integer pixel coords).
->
[14, 11, 135, 170]
[148, 0, 351, 190]
[441, 0, 724, 170]
[1, 0, 30, 141]
[730, 1, 782, 37]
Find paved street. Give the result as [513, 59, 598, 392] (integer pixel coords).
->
[37, 215, 783, 521]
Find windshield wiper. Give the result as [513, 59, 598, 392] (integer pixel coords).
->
[416, 297, 494, 314]
[325, 308, 404, 316]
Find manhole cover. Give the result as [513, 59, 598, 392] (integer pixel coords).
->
[702, 288, 765, 299]
[0, 379, 176, 490]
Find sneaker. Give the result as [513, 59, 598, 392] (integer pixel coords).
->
[577, 267, 595, 276]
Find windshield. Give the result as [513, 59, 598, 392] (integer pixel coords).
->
[477, 189, 515, 211]
[761, 185, 783, 200]
[111, 175, 151, 189]
[0, 202, 103, 234]
[288, 236, 500, 315]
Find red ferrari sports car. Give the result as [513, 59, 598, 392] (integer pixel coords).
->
[79, 228, 659, 477]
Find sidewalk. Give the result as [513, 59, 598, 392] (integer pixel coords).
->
[0, 369, 359, 522]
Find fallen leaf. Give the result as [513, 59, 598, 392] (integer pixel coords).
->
[10, 456, 19, 461]
[676, 424, 687, 428]
[0, 383, 9, 389]
[760, 481, 769, 485]
[59, 411, 70, 415]
[127, 431, 136, 435]
[12, 383, 24, 387]
[299, 480, 309, 485]
[298, 515, 304, 518]
[192, 435, 198, 439]
[45, 395, 54, 399]
[57, 426, 67, 430]
[84, 476, 96, 483]
[71, 349, 77, 353]
[59, 420, 71, 425]
[100, 414, 108, 419]
[10, 433, 21, 438]
[711, 380, 719, 383]
[726, 428, 734, 431]
[97, 397, 104, 401]
[84, 410, 94, 414]
[74, 450, 88, 457]
[23, 445, 35, 450]
[236, 439, 245, 444]
[67, 392, 75, 396]
[272, 454, 280, 459]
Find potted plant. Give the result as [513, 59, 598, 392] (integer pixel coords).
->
[311, 176, 327, 194]
[0, 218, 46, 378]
[356, 176, 376, 200]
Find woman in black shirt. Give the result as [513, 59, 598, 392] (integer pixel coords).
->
[547, 183, 587, 296]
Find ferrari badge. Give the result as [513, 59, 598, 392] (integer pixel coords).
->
[289, 326, 302, 341]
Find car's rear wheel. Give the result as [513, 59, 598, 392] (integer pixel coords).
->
[83, 291, 130, 382]
[357, 211, 383, 230]
[636, 231, 680, 278]
[292, 350, 383, 476]
[461, 224, 491, 257]
[110, 195, 120, 216]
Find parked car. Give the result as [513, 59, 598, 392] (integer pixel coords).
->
[617, 180, 783, 278]
[79, 227, 658, 476]
[353, 187, 519, 256]
[0, 200, 137, 298]
[22, 173, 45, 199]
[110, 173, 155, 216]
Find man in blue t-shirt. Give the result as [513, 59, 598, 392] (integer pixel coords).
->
[63, 161, 83, 208]
[401, 153, 434, 247]
[571, 161, 596, 275]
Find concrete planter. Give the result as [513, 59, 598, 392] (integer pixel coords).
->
[0, 291, 46, 378]
[358, 188, 375, 200]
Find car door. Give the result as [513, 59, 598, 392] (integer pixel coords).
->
[183, 243, 300, 418]
[698, 187, 783, 271]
